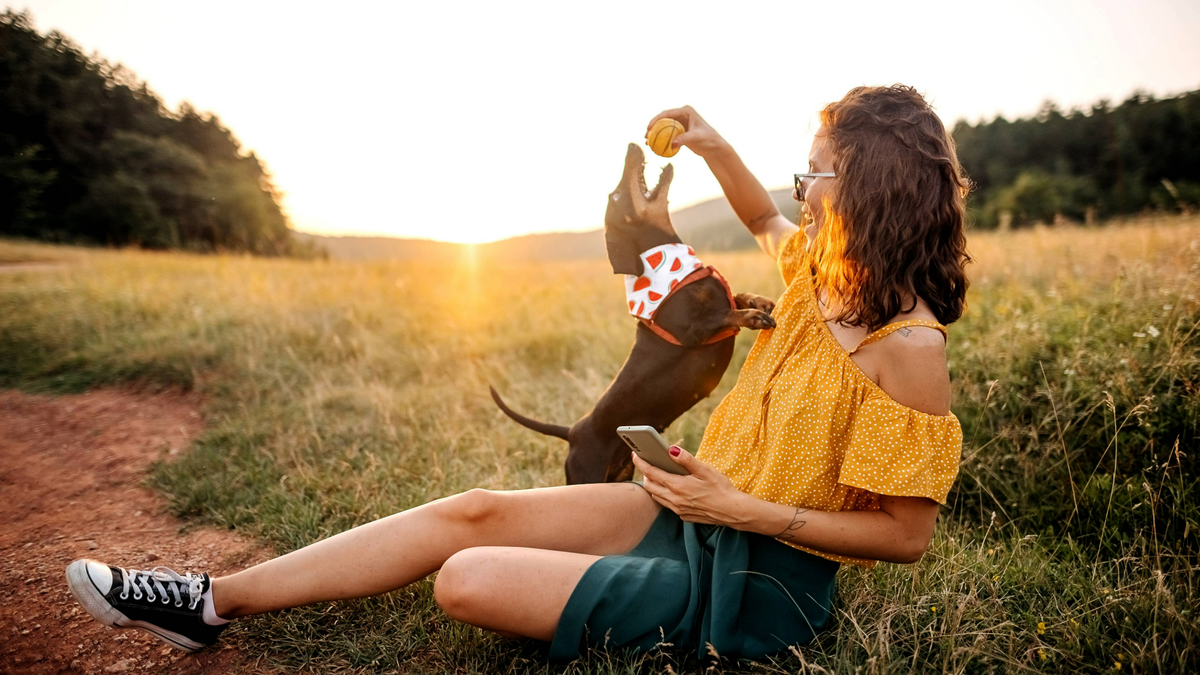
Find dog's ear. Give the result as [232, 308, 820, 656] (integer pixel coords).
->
[606, 229, 644, 276]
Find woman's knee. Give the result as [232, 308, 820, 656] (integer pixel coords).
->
[441, 488, 504, 528]
[433, 548, 491, 620]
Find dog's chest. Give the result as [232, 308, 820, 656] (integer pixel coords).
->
[624, 243, 704, 319]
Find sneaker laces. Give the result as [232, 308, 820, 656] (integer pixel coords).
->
[118, 566, 205, 609]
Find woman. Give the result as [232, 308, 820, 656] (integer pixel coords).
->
[66, 84, 969, 661]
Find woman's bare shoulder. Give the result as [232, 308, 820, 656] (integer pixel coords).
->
[873, 323, 952, 416]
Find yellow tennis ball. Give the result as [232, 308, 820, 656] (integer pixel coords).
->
[646, 118, 685, 158]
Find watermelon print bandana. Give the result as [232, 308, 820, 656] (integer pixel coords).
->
[625, 243, 705, 319]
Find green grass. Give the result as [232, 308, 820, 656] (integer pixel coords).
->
[1, 216, 1197, 673]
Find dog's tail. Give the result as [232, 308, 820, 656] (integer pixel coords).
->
[488, 386, 570, 441]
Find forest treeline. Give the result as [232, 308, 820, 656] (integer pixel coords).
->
[954, 88, 1200, 228]
[0, 10, 321, 256]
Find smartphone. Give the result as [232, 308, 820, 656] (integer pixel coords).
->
[617, 425, 690, 476]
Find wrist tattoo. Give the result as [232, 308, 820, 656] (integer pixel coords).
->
[775, 507, 808, 540]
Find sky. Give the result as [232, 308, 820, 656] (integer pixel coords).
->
[11, 0, 1200, 243]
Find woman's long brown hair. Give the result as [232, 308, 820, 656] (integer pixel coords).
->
[809, 84, 971, 330]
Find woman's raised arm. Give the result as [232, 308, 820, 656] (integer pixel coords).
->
[648, 106, 799, 258]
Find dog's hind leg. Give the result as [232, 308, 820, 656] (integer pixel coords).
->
[605, 460, 636, 483]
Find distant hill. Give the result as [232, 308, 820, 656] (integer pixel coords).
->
[300, 188, 799, 262]
[293, 230, 606, 263]
[672, 187, 798, 251]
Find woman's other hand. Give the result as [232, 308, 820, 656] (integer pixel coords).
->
[632, 446, 749, 527]
[634, 447, 939, 562]
[647, 106, 729, 159]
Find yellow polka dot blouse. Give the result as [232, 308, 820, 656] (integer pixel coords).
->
[696, 232, 963, 567]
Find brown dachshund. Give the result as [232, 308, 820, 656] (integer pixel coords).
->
[490, 143, 776, 484]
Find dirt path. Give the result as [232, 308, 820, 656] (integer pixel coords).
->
[0, 389, 274, 674]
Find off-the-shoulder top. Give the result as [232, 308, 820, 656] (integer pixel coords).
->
[695, 231, 963, 567]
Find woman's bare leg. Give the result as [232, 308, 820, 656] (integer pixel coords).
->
[433, 546, 603, 641]
[211, 482, 658, 618]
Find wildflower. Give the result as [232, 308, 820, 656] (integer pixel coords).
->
[987, 548, 995, 556]
[931, 606, 938, 614]
[1037, 621, 1045, 634]
[1039, 649, 1047, 661]
[1114, 660, 1122, 670]
[1133, 331, 1146, 338]
[1147, 325, 1160, 337]
[993, 575, 1000, 581]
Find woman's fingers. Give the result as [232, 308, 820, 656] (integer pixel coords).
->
[641, 474, 713, 523]
[630, 452, 688, 493]
[640, 474, 667, 499]
[670, 131, 700, 150]
[666, 445, 703, 473]
[646, 106, 695, 135]
[630, 451, 673, 485]
[640, 474, 679, 510]
[667, 446, 723, 482]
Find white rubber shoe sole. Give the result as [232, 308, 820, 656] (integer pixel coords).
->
[65, 560, 205, 653]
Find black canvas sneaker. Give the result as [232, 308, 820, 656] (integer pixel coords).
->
[65, 559, 227, 652]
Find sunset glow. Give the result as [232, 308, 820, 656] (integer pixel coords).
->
[14, 0, 1200, 244]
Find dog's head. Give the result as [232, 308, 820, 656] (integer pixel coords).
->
[604, 143, 681, 276]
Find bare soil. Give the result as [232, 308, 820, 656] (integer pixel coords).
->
[0, 389, 274, 674]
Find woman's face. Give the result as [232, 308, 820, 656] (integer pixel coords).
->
[795, 128, 836, 246]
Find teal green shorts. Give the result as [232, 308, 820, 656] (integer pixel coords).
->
[548, 506, 839, 660]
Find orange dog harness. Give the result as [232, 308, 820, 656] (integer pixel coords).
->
[624, 243, 739, 346]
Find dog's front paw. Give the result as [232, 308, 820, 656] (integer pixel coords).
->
[736, 293, 776, 316]
[749, 311, 776, 330]
[734, 309, 776, 331]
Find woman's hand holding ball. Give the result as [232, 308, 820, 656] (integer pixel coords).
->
[646, 118, 685, 157]
[645, 106, 729, 159]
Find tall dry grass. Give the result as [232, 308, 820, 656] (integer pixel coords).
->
[1, 216, 1196, 673]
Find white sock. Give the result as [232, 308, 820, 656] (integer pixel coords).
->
[201, 587, 230, 626]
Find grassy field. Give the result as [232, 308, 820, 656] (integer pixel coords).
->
[2, 216, 1198, 674]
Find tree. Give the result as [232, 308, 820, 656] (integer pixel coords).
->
[953, 88, 1200, 228]
[0, 10, 320, 257]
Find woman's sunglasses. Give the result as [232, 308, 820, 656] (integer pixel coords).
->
[793, 172, 836, 201]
